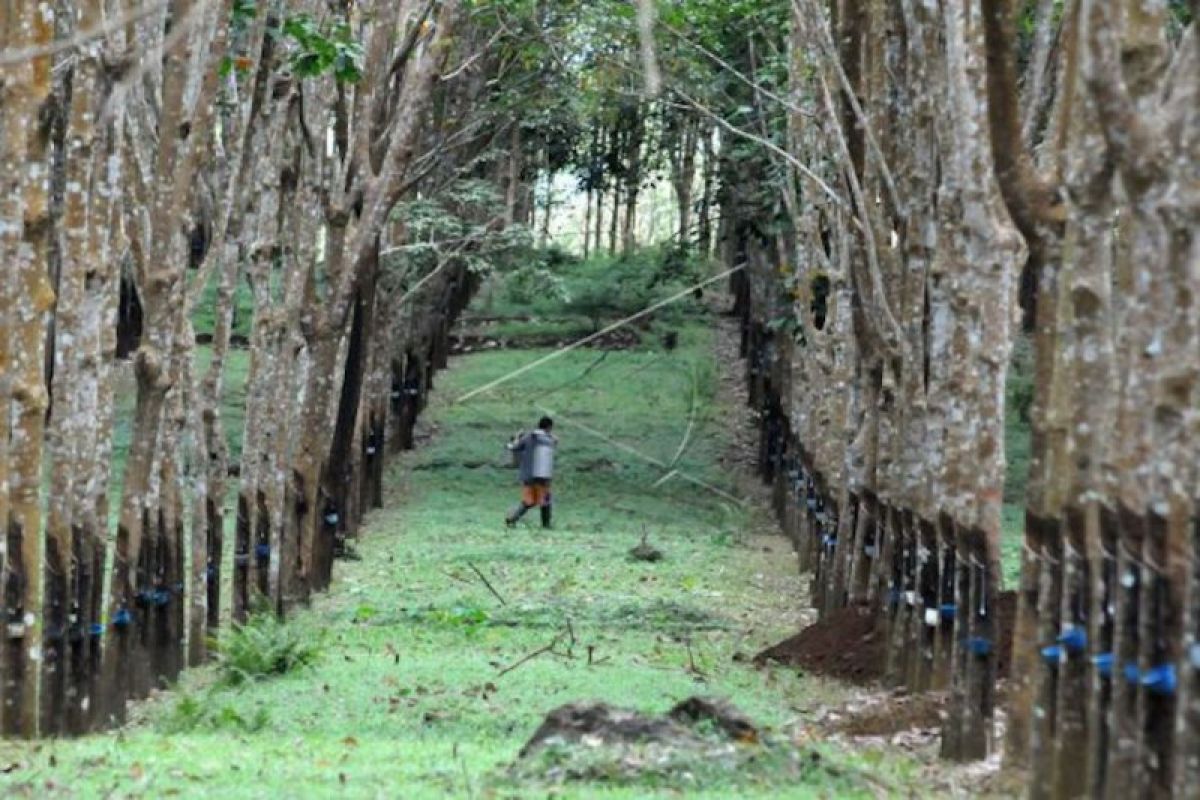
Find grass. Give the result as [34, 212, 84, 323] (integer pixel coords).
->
[1000, 334, 1034, 588]
[2, 316, 942, 798]
[190, 271, 256, 342]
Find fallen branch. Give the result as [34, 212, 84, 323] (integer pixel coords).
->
[497, 634, 563, 678]
[535, 351, 613, 401]
[685, 638, 708, 679]
[587, 645, 611, 667]
[467, 561, 508, 607]
[441, 569, 474, 587]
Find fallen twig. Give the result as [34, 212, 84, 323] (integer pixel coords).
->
[466, 561, 508, 606]
[497, 634, 563, 677]
[441, 569, 474, 587]
[685, 638, 708, 679]
[535, 351, 612, 400]
[586, 645, 611, 667]
[565, 617, 577, 656]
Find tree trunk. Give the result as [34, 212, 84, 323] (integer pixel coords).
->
[101, 0, 230, 722]
[2, 0, 55, 737]
[621, 112, 644, 254]
[583, 185, 592, 257]
[42, 18, 103, 732]
[321, 244, 382, 580]
[697, 127, 717, 258]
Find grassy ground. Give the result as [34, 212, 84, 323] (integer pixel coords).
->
[1000, 335, 1034, 588]
[3, 319, 946, 798]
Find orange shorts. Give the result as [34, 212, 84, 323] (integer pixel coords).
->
[521, 482, 552, 507]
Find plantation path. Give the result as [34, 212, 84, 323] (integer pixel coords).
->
[3, 318, 997, 798]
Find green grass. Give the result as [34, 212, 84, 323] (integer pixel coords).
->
[190, 271, 256, 341]
[3, 319, 939, 798]
[1000, 335, 1034, 588]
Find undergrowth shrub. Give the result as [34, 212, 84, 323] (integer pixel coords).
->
[212, 611, 322, 687]
[501, 245, 711, 328]
[404, 603, 491, 637]
[158, 692, 272, 734]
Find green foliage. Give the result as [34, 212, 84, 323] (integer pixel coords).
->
[560, 255, 658, 328]
[503, 263, 572, 307]
[503, 245, 708, 328]
[500, 245, 580, 305]
[222, 9, 366, 82]
[213, 609, 323, 687]
[405, 603, 492, 638]
[159, 692, 272, 734]
[385, 180, 535, 290]
[282, 15, 365, 82]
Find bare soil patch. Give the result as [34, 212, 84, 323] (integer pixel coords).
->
[753, 603, 884, 684]
[827, 690, 948, 738]
[753, 591, 1018, 686]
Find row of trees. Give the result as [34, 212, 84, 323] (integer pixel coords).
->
[491, 1, 730, 259]
[0, 0, 572, 737]
[695, 0, 1196, 795]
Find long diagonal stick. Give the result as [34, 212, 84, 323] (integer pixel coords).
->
[453, 264, 745, 404]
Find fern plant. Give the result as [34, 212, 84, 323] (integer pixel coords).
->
[211, 611, 322, 687]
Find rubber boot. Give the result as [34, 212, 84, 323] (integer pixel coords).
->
[506, 503, 530, 528]
[540, 505, 552, 529]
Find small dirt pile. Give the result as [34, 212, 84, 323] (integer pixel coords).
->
[628, 532, 664, 563]
[510, 697, 824, 788]
[754, 603, 884, 684]
[827, 690, 948, 738]
[753, 591, 1019, 685]
[520, 697, 759, 758]
[511, 698, 845, 790]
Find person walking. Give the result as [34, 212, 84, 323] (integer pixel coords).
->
[505, 416, 557, 528]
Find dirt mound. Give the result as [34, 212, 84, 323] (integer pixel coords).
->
[512, 698, 844, 790]
[753, 591, 1019, 685]
[520, 703, 694, 757]
[520, 697, 759, 758]
[829, 690, 948, 737]
[754, 603, 884, 684]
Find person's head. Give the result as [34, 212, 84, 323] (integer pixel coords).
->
[537, 416, 554, 432]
